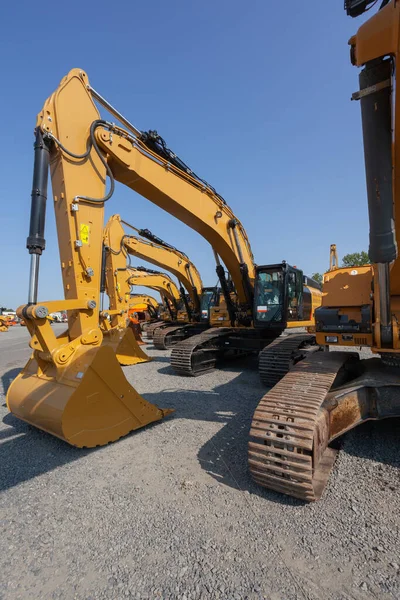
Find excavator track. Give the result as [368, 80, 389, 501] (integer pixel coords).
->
[153, 325, 182, 349]
[171, 329, 231, 376]
[153, 324, 207, 350]
[249, 352, 352, 502]
[259, 333, 319, 387]
[144, 321, 165, 339]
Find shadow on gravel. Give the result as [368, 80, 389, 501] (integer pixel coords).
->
[340, 418, 400, 469]
[0, 412, 94, 493]
[156, 353, 258, 378]
[148, 356, 172, 363]
[145, 358, 400, 506]
[144, 357, 305, 506]
[1, 367, 22, 396]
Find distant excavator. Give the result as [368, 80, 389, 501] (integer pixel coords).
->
[129, 294, 159, 323]
[0, 309, 10, 332]
[127, 267, 183, 320]
[103, 214, 218, 346]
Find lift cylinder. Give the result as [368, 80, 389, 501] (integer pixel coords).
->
[27, 128, 50, 255]
[359, 59, 397, 264]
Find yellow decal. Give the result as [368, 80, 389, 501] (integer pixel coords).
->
[80, 223, 90, 244]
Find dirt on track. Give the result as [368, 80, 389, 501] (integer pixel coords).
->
[0, 324, 399, 599]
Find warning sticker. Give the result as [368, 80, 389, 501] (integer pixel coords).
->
[80, 223, 90, 244]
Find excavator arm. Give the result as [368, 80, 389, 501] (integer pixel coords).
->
[104, 214, 203, 318]
[127, 269, 181, 304]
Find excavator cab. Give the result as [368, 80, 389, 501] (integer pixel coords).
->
[254, 263, 304, 329]
[199, 287, 220, 321]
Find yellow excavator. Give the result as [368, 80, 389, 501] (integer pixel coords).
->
[104, 214, 218, 346]
[0, 309, 10, 332]
[128, 294, 159, 342]
[127, 267, 183, 320]
[6, 88, 174, 448]
[7, 67, 319, 445]
[248, 0, 400, 502]
[129, 293, 159, 323]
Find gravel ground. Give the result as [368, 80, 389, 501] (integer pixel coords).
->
[0, 324, 399, 600]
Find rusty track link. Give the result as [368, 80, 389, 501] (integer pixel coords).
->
[249, 352, 352, 501]
[259, 333, 318, 387]
[171, 329, 231, 376]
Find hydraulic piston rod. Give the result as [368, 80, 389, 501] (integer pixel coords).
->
[27, 128, 50, 304]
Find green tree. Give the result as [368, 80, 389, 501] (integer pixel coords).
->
[311, 272, 323, 284]
[341, 251, 370, 267]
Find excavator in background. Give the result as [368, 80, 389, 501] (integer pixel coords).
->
[128, 295, 159, 344]
[103, 218, 181, 347]
[248, 0, 400, 502]
[127, 267, 183, 321]
[0, 309, 9, 332]
[129, 294, 159, 323]
[104, 214, 218, 347]
[7, 67, 319, 445]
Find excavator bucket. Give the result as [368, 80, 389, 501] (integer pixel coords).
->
[7, 344, 173, 448]
[128, 319, 146, 345]
[103, 326, 150, 366]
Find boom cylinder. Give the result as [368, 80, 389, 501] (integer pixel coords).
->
[359, 59, 396, 265]
[179, 285, 192, 321]
[359, 59, 395, 343]
[27, 128, 50, 303]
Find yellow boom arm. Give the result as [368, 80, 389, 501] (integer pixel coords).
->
[127, 269, 181, 303]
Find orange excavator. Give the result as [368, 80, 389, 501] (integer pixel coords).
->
[248, 0, 400, 502]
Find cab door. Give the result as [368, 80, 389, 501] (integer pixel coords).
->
[286, 268, 304, 321]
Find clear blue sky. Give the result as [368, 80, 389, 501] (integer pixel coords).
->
[0, 1, 370, 308]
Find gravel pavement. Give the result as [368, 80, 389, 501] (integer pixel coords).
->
[0, 324, 399, 599]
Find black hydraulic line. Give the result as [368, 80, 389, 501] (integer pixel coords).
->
[167, 285, 179, 312]
[138, 228, 180, 252]
[191, 287, 201, 316]
[135, 266, 164, 275]
[216, 265, 236, 326]
[228, 219, 254, 310]
[148, 305, 158, 319]
[239, 263, 254, 310]
[27, 128, 50, 255]
[74, 120, 115, 204]
[100, 245, 108, 293]
[140, 130, 226, 204]
[179, 286, 192, 322]
[164, 297, 175, 320]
